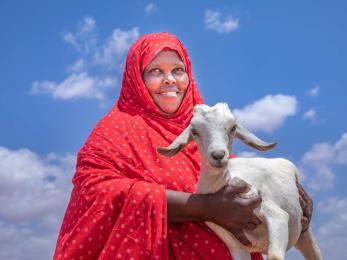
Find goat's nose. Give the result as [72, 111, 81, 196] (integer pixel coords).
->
[211, 150, 225, 161]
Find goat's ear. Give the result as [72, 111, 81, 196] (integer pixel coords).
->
[157, 126, 192, 157]
[235, 124, 277, 151]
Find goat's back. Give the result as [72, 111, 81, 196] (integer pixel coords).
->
[228, 157, 299, 205]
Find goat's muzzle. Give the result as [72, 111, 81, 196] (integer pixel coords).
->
[209, 150, 228, 168]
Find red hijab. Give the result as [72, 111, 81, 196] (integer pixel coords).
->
[118, 32, 203, 132]
[54, 32, 262, 260]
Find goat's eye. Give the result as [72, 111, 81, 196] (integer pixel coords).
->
[230, 125, 237, 133]
[191, 129, 200, 137]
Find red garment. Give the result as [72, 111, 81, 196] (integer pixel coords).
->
[54, 32, 263, 260]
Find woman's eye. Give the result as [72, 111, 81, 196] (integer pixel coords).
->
[173, 67, 185, 74]
[149, 68, 161, 75]
[230, 125, 237, 133]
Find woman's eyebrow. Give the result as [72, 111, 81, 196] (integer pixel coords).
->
[148, 61, 185, 68]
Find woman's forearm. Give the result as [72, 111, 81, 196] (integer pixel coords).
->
[166, 189, 212, 223]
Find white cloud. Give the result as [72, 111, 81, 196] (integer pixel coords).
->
[304, 166, 335, 190]
[62, 32, 78, 48]
[145, 3, 158, 15]
[93, 27, 140, 68]
[300, 132, 347, 191]
[237, 151, 258, 158]
[314, 197, 347, 260]
[303, 108, 316, 120]
[80, 16, 96, 34]
[32, 17, 138, 104]
[233, 94, 298, 133]
[31, 73, 116, 100]
[61, 16, 138, 69]
[68, 58, 86, 73]
[0, 146, 75, 259]
[280, 195, 347, 260]
[62, 16, 97, 54]
[306, 85, 320, 97]
[334, 132, 347, 164]
[317, 196, 347, 214]
[302, 143, 334, 166]
[205, 10, 239, 33]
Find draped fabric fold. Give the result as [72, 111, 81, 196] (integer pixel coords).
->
[53, 32, 263, 260]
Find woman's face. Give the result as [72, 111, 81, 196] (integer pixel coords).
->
[142, 50, 189, 115]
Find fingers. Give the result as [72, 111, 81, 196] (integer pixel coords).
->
[234, 195, 262, 226]
[297, 182, 313, 221]
[229, 177, 251, 193]
[251, 216, 262, 225]
[248, 195, 262, 207]
[232, 229, 252, 247]
[296, 181, 313, 233]
[297, 182, 313, 208]
[244, 222, 258, 231]
[299, 193, 304, 207]
[236, 195, 262, 211]
[298, 185, 309, 203]
[301, 217, 309, 232]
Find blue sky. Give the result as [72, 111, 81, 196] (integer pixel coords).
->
[1, 1, 347, 259]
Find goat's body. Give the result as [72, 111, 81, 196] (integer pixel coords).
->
[158, 103, 322, 260]
[197, 157, 320, 260]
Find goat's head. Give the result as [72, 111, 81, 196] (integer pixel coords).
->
[157, 103, 276, 168]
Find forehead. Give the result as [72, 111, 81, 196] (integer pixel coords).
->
[146, 50, 184, 67]
[191, 104, 236, 127]
[138, 32, 189, 72]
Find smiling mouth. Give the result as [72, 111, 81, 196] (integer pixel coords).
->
[158, 91, 179, 97]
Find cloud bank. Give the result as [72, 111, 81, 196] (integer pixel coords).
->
[300, 132, 347, 190]
[0, 146, 75, 259]
[31, 17, 139, 104]
[205, 10, 239, 33]
[234, 94, 298, 133]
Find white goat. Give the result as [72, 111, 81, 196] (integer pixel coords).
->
[158, 103, 322, 260]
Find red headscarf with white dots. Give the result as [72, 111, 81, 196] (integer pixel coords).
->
[117, 32, 204, 135]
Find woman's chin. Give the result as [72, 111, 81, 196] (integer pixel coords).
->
[155, 99, 183, 115]
[159, 106, 180, 115]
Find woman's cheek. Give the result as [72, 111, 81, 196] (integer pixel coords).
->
[145, 78, 162, 92]
[181, 74, 189, 90]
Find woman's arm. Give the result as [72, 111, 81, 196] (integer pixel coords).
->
[166, 179, 262, 246]
[166, 189, 208, 222]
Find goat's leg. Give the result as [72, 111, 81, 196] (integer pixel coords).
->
[295, 227, 322, 260]
[205, 221, 251, 260]
[260, 203, 289, 260]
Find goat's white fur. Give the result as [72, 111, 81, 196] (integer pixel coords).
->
[158, 103, 322, 260]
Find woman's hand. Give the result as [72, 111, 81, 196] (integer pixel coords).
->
[166, 179, 262, 246]
[205, 179, 262, 246]
[296, 180, 313, 232]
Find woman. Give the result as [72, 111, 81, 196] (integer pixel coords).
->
[54, 32, 312, 259]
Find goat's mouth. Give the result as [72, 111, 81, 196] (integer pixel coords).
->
[210, 160, 228, 168]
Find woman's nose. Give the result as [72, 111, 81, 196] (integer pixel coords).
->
[164, 74, 176, 85]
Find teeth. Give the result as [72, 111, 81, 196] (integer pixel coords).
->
[160, 91, 177, 97]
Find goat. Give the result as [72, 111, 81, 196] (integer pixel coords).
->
[157, 103, 322, 260]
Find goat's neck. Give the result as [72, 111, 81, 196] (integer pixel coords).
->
[197, 159, 231, 194]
